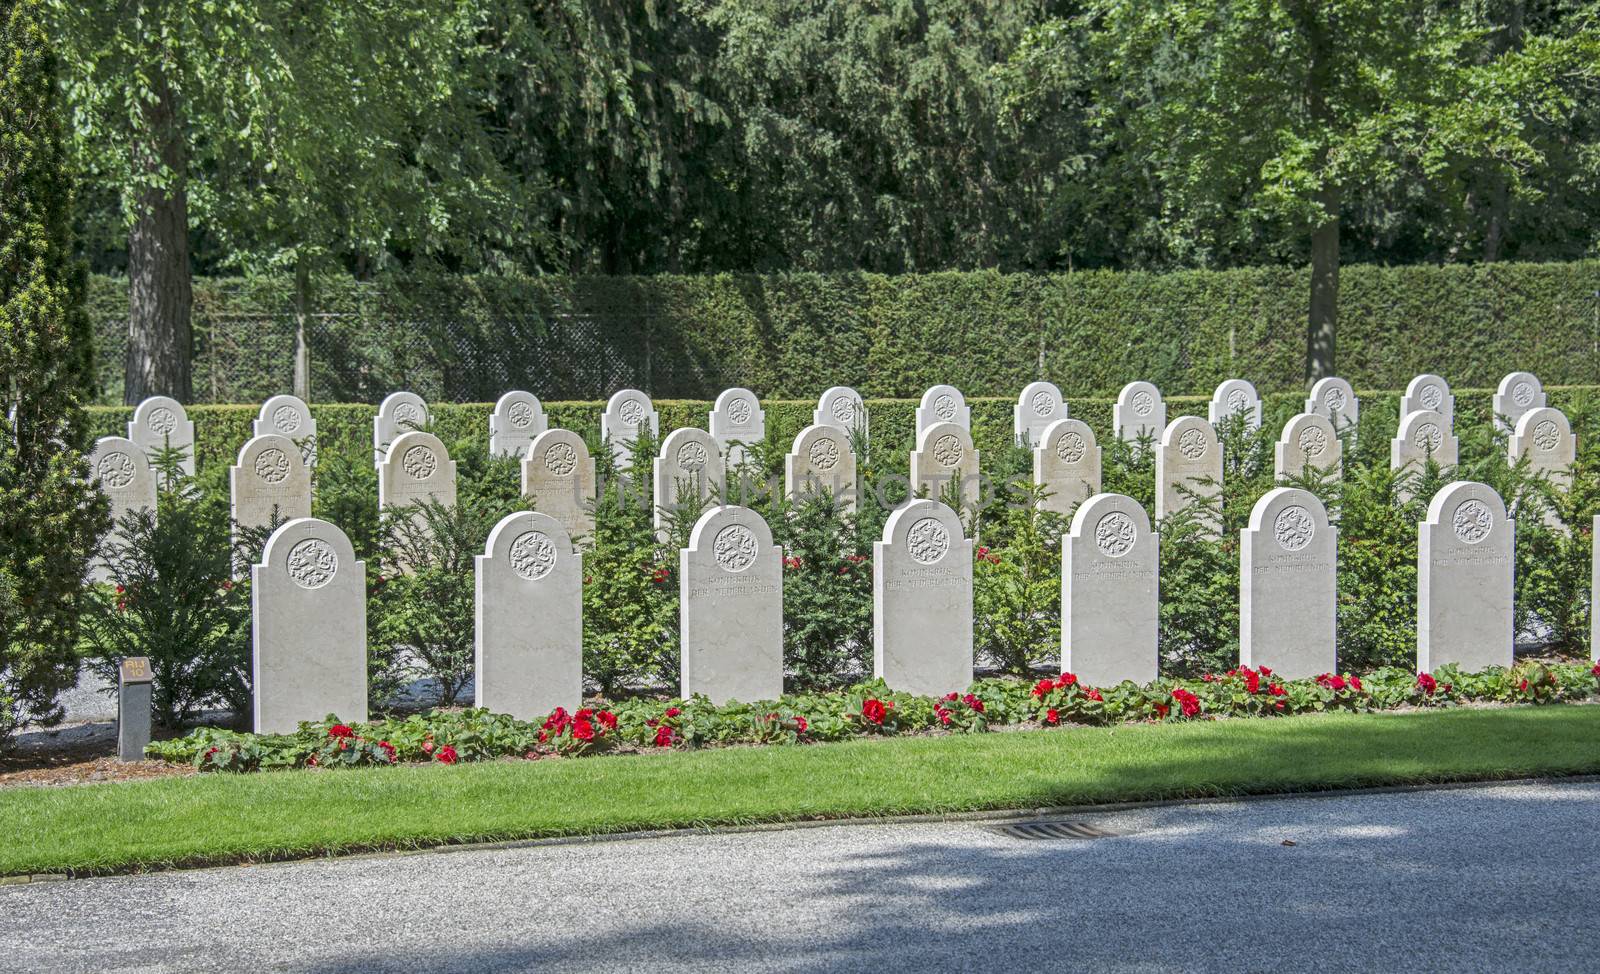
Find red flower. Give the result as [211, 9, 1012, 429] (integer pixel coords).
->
[1274, 701, 1285, 711]
[1416, 672, 1438, 695]
[328, 724, 355, 738]
[1241, 669, 1261, 694]
[945, 691, 959, 702]
[1268, 683, 1286, 697]
[962, 693, 984, 713]
[1350, 676, 1363, 692]
[1153, 702, 1170, 718]
[1317, 673, 1347, 691]
[307, 754, 318, 767]
[665, 707, 682, 719]
[1085, 688, 1103, 702]
[421, 740, 435, 754]
[654, 725, 674, 747]
[1032, 678, 1056, 698]
[937, 708, 952, 726]
[543, 706, 570, 731]
[1172, 688, 1200, 718]
[1519, 678, 1530, 692]
[1591, 663, 1600, 677]
[435, 745, 458, 765]
[1259, 666, 1273, 677]
[861, 699, 887, 725]
[1201, 673, 1215, 683]
[572, 719, 595, 741]
[1057, 672, 1078, 689]
[1045, 708, 1060, 725]
[794, 716, 808, 734]
[377, 740, 396, 763]
[597, 711, 618, 731]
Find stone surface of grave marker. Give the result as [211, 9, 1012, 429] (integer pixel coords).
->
[654, 428, 725, 536]
[1156, 417, 1222, 536]
[785, 424, 857, 512]
[252, 518, 367, 733]
[1240, 488, 1336, 679]
[680, 506, 783, 704]
[378, 430, 457, 512]
[1014, 381, 1069, 448]
[709, 387, 766, 467]
[814, 386, 868, 442]
[475, 511, 581, 719]
[1391, 410, 1458, 500]
[1508, 406, 1576, 491]
[1114, 381, 1166, 446]
[1275, 413, 1342, 482]
[1061, 493, 1157, 687]
[916, 384, 971, 439]
[1305, 377, 1359, 439]
[874, 500, 973, 696]
[117, 657, 153, 762]
[230, 434, 313, 547]
[522, 429, 596, 543]
[600, 389, 660, 469]
[910, 421, 979, 515]
[1034, 418, 1101, 516]
[88, 436, 157, 583]
[1400, 374, 1454, 430]
[489, 391, 548, 458]
[1208, 379, 1262, 430]
[373, 391, 429, 465]
[1495, 371, 1547, 433]
[255, 394, 317, 465]
[1418, 481, 1513, 673]
[128, 395, 195, 477]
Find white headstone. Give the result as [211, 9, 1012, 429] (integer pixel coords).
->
[1508, 406, 1575, 491]
[1275, 413, 1342, 482]
[1391, 410, 1458, 498]
[255, 394, 317, 466]
[1156, 417, 1222, 536]
[709, 387, 766, 467]
[1240, 488, 1336, 679]
[814, 386, 868, 442]
[1062, 493, 1157, 686]
[128, 395, 195, 478]
[1418, 481, 1513, 673]
[1114, 381, 1166, 446]
[874, 500, 973, 696]
[654, 428, 725, 537]
[1034, 419, 1101, 517]
[680, 506, 782, 704]
[600, 389, 660, 469]
[1494, 371, 1547, 434]
[374, 391, 429, 465]
[1400, 374, 1454, 430]
[1305, 377, 1358, 439]
[88, 436, 157, 583]
[489, 391, 548, 458]
[230, 434, 312, 547]
[1014, 381, 1069, 448]
[916, 384, 971, 439]
[522, 429, 596, 543]
[378, 430, 457, 513]
[1208, 379, 1262, 430]
[475, 511, 581, 719]
[252, 518, 366, 733]
[785, 424, 857, 512]
[910, 421, 979, 516]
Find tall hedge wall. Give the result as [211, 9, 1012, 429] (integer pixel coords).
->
[86, 261, 1600, 405]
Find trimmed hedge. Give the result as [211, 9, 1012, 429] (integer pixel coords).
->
[86, 260, 1600, 404]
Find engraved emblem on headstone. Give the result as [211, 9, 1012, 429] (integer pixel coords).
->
[1094, 511, 1136, 558]
[394, 403, 421, 426]
[728, 398, 752, 425]
[1274, 505, 1315, 551]
[906, 517, 951, 565]
[402, 445, 437, 479]
[508, 401, 534, 429]
[148, 406, 177, 435]
[272, 404, 300, 433]
[1227, 389, 1249, 413]
[713, 524, 758, 573]
[676, 440, 709, 471]
[809, 437, 840, 470]
[1513, 381, 1535, 407]
[508, 531, 557, 580]
[254, 448, 291, 484]
[932, 433, 964, 467]
[1419, 384, 1442, 410]
[1055, 430, 1088, 464]
[619, 398, 645, 426]
[1178, 428, 1208, 460]
[1324, 387, 1347, 411]
[1031, 391, 1055, 416]
[544, 442, 577, 476]
[934, 394, 958, 420]
[1532, 420, 1560, 451]
[286, 538, 338, 589]
[97, 451, 136, 488]
[1452, 499, 1493, 544]
[1415, 422, 1443, 451]
[1297, 425, 1328, 458]
[1132, 391, 1154, 416]
[830, 396, 856, 424]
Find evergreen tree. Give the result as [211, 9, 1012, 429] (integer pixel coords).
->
[0, 0, 106, 748]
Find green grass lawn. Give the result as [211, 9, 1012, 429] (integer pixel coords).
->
[7, 705, 1599, 877]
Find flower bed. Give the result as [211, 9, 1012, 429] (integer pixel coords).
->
[148, 660, 1600, 773]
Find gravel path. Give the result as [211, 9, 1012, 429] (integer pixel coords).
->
[4, 779, 1598, 973]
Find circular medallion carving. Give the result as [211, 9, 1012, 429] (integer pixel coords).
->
[1531, 419, 1560, 452]
[1452, 499, 1493, 544]
[272, 404, 300, 434]
[830, 395, 856, 425]
[1419, 384, 1442, 410]
[508, 530, 557, 580]
[1030, 391, 1055, 417]
[675, 440, 709, 471]
[1226, 389, 1249, 413]
[1414, 422, 1444, 452]
[147, 406, 178, 435]
[1297, 425, 1328, 459]
[1512, 381, 1535, 407]
[809, 437, 840, 470]
[1177, 427, 1208, 460]
[97, 451, 136, 488]
[1055, 430, 1088, 464]
[1273, 505, 1315, 551]
[544, 442, 577, 476]
[906, 517, 951, 565]
[401, 445, 437, 480]
[286, 539, 338, 589]
[254, 447, 292, 484]
[933, 394, 957, 420]
[508, 400, 535, 429]
[1094, 511, 1136, 558]
[394, 402, 422, 426]
[728, 398, 752, 425]
[713, 524, 758, 573]
[1323, 387, 1347, 412]
[1132, 390, 1154, 416]
[932, 433, 964, 467]
[619, 399, 645, 426]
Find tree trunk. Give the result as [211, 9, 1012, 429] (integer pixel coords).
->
[1481, 1, 1523, 263]
[1307, 185, 1339, 382]
[292, 259, 311, 400]
[124, 72, 192, 404]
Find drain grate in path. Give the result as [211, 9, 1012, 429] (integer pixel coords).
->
[983, 820, 1120, 841]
